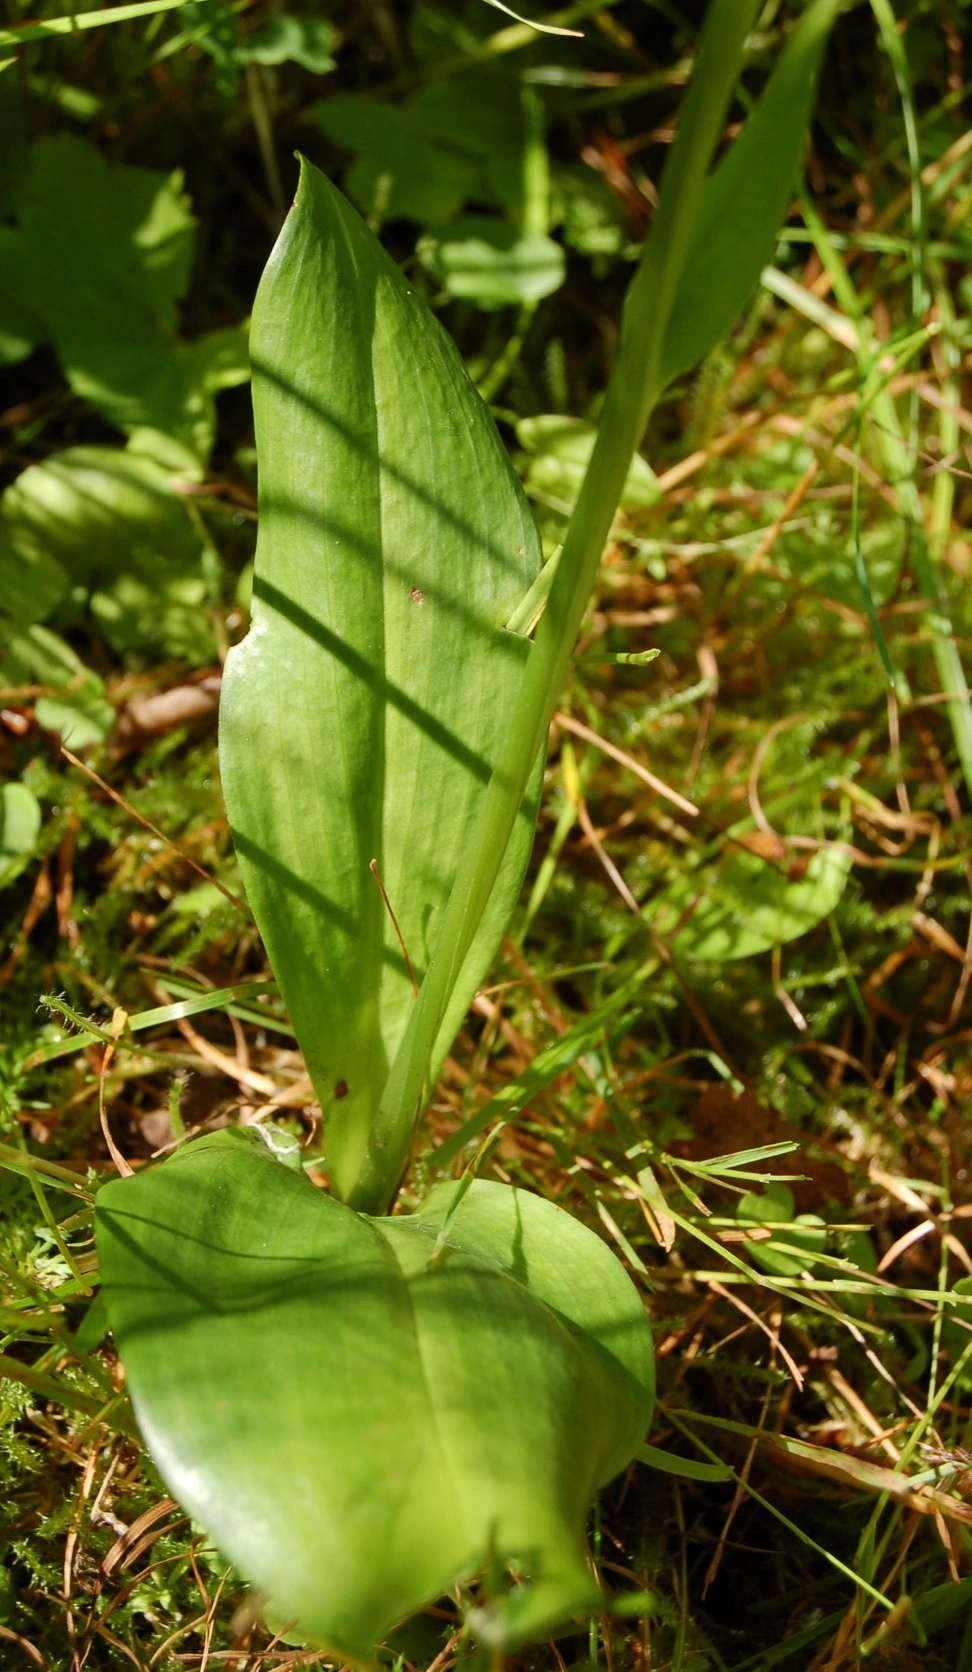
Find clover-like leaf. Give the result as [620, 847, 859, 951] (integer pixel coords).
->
[654, 843, 852, 963]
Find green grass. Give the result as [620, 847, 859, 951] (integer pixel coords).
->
[3, 0, 972, 1666]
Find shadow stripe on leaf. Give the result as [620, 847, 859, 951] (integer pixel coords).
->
[219, 163, 546, 1205]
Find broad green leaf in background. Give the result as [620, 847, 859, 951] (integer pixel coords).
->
[1, 626, 114, 747]
[34, 691, 112, 751]
[125, 319, 252, 465]
[409, 67, 527, 216]
[97, 1129, 655, 1660]
[517, 415, 661, 512]
[316, 68, 526, 227]
[0, 136, 194, 426]
[0, 446, 215, 662]
[316, 95, 478, 224]
[658, 0, 841, 388]
[0, 75, 38, 365]
[245, 14, 336, 71]
[736, 1182, 827, 1277]
[92, 567, 215, 663]
[653, 841, 852, 963]
[0, 781, 41, 888]
[553, 164, 629, 260]
[0, 523, 66, 641]
[0, 69, 27, 221]
[0, 136, 249, 456]
[219, 161, 544, 1204]
[1, 446, 200, 587]
[418, 217, 565, 308]
[0, 289, 41, 366]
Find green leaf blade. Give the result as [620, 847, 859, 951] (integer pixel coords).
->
[220, 160, 544, 1204]
[96, 1131, 654, 1660]
[659, 0, 840, 388]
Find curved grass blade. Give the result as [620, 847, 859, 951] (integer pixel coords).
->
[0, 0, 182, 49]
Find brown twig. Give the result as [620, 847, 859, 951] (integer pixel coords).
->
[369, 858, 418, 994]
[60, 746, 248, 914]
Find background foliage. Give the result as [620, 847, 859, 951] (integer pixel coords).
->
[3, 0, 972, 1667]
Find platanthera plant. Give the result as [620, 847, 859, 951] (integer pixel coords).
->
[95, 0, 839, 1659]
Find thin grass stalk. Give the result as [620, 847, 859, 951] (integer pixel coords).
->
[801, 193, 972, 806]
[869, 0, 972, 802]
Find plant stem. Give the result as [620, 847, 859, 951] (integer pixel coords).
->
[344, 0, 763, 1213]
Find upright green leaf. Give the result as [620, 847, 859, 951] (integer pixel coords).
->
[220, 161, 543, 1204]
[371, 0, 768, 1185]
[97, 1130, 654, 1660]
[659, 0, 840, 387]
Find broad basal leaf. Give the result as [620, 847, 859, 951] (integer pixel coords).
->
[97, 1129, 655, 1662]
[219, 161, 544, 1201]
